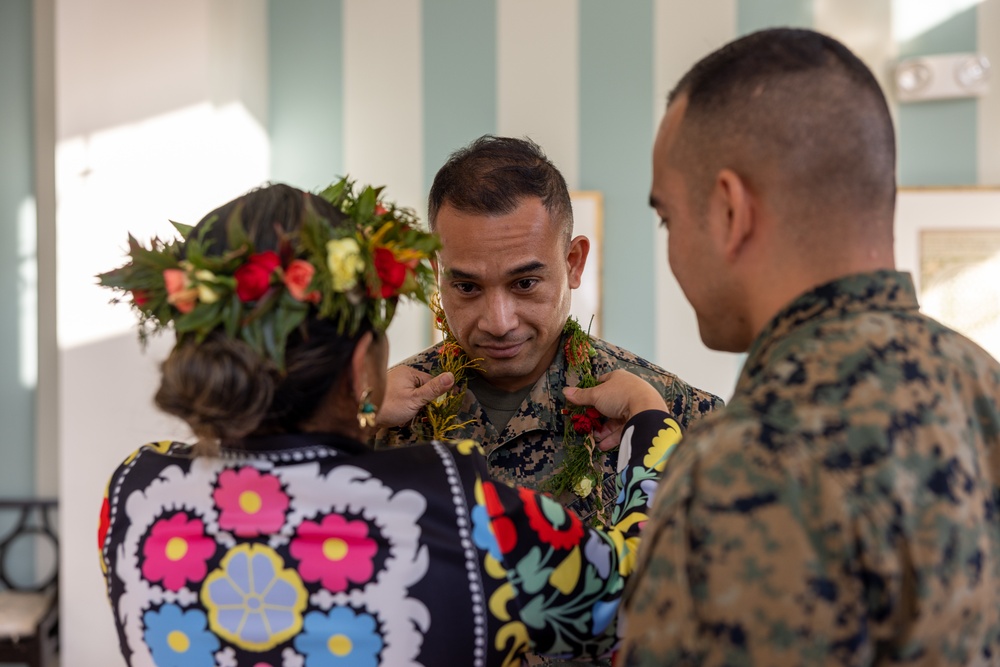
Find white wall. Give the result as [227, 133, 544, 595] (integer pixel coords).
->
[56, 1, 269, 663]
[653, 0, 744, 401]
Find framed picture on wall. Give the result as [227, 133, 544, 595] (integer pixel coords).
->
[896, 187, 1000, 361]
[570, 191, 604, 338]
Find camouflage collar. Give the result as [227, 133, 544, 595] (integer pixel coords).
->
[741, 270, 919, 386]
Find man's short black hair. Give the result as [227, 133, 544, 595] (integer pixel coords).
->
[428, 135, 573, 242]
[669, 28, 896, 233]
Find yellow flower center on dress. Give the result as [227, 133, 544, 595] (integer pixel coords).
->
[322, 537, 348, 561]
[239, 491, 262, 514]
[165, 537, 188, 561]
[328, 634, 352, 657]
[167, 630, 190, 653]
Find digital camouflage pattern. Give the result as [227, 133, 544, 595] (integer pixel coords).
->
[376, 334, 722, 667]
[620, 270, 1000, 666]
[376, 333, 722, 523]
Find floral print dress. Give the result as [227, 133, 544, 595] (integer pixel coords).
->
[99, 411, 680, 667]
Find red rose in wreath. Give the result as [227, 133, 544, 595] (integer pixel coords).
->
[373, 247, 408, 298]
[235, 251, 280, 302]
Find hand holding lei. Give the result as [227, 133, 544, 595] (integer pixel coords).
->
[417, 294, 483, 441]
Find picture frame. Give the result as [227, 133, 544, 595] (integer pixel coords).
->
[896, 186, 1000, 361]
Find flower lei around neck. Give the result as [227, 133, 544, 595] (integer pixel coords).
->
[97, 177, 440, 370]
[419, 313, 614, 526]
[544, 317, 617, 527]
[415, 294, 483, 441]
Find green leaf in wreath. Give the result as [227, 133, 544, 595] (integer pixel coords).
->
[170, 221, 194, 240]
[174, 300, 225, 335]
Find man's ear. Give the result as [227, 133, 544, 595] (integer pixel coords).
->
[566, 235, 590, 289]
[349, 331, 374, 401]
[710, 168, 754, 261]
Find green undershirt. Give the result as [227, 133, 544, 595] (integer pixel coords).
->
[467, 374, 533, 434]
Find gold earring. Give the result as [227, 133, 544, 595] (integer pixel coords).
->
[357, 389, 377, 429]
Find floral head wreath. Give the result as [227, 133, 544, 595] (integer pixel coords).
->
[98, 177, 440, 369]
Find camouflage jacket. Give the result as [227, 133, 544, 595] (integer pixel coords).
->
[620, 270, 1000, 666]
[375, 333, 722, 523]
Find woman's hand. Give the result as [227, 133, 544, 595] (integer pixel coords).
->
[376, 367, 455, 428]
[564, 370, 667, 450]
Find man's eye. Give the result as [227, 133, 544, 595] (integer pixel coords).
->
[659, 217, 670, 229]
[453, 282, 478, 294]
[514, 278, 538, 291]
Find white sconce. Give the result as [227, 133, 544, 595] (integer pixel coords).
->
[894, 53, 990, 102]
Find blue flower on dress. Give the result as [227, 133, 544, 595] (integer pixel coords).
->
[590, 598, 620, 635]
[471, 503, 502, 561]
[293, 607, 384, 667]
[584, 531, 612, 580]
[143, 603, 219, 667]
[202, 543, 308, 651]
[640, 479, 659, 509]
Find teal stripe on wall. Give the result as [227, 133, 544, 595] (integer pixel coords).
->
[579, 0, 655, 359]
[0, 0, 36, 500]
[422, 0, 497, 195]
[897, 7, 978, 186]
[737, 0, 813, 34]
[268, 0, 343, 190]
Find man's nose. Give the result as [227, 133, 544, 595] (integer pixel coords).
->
[478, 291, 518, 337]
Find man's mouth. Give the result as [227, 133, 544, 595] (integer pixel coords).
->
[476, 341, 525, 359]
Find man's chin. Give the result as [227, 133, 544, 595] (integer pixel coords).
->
[473, 358, 538, 389]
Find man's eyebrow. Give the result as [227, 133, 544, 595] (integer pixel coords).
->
[649, 194, 660, 209]
[507, 261, 545, 277]
[443, 261, 546, 282]
[445, 267, 479, 281]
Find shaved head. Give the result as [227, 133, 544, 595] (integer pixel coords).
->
[669, 29, 896, 247]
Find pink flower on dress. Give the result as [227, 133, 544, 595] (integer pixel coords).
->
[289, 514, 378, 592]
[213, 468, 290, 537]
[141, 513, 216, 591]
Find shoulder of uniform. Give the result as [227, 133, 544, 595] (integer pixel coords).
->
[589, 336, 675, 378]
[590, 337, 725, 410]
[391, 343, 443, 373]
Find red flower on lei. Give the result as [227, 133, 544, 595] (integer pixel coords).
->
[518, 487, 584, 550]
[234, 251, 280, 302]
[570, 407, 603, 435]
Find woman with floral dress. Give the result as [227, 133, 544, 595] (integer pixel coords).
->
[97, 181, 679, 667]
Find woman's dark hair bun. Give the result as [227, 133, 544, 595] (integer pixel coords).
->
[155, 334, 276, 452]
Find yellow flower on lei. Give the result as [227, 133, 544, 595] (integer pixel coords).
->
[572, 476, 594, 498]
[326, 237, 364, 291]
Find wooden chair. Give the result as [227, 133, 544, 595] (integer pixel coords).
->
[0, 500, 59, 667]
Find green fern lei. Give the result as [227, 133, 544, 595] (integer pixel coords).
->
[543, 317, 617, 528]
[417, 294, 483, 441]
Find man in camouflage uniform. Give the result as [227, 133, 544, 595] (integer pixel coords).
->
[570, 29, 1000, 665]
[377, 136, 720, 524]
[376, 137, 720, 666]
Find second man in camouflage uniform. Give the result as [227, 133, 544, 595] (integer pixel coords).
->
[568, 28, 1000, 666]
